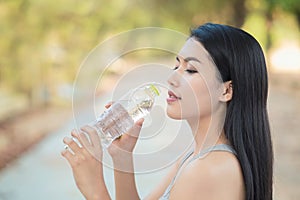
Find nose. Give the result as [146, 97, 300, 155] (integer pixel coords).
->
[167, 69, 180, 87]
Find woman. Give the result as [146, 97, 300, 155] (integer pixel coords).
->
[61, 23, 273, 200]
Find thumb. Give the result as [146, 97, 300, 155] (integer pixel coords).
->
[127, 118, 144, 138]
[135, 118, 144, 127]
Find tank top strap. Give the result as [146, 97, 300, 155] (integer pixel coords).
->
[193, 144, 237, 160]
[159, 150, 193, 200]
[178, 150, 194, 168]
[165, 150, 193, 190]
[159, 144, 236, 200]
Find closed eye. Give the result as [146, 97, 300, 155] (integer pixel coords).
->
[185, 69, 198, 74]
[173, 66, 179, 70]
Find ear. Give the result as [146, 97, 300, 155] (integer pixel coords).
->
[219, 81, 233, 102]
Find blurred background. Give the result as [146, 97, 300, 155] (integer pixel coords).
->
[0, 0, 299, 199]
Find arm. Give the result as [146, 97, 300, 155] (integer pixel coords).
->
[61, 126, 111, 200]
[108, 119, 144, 200]
[113, 155, 139, 200]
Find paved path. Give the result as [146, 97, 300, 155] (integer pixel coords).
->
[268, 84, 300, 200]
[0, 85, 299, 200]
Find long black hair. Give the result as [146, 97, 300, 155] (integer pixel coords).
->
[191, 23, 273, 200]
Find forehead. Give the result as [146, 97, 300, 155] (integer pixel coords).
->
[178, 38, 222, 83]
[177, 37, 211, 61]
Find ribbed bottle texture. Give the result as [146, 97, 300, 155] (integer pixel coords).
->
[93, 84, 160, 147]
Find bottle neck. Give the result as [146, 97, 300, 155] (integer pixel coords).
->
[144, 84, 160, 99]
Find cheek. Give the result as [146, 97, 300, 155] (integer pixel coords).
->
[166, 91, 211, 120]
[182, 92, 199, 115]
[198, 90, 212, 117]
[182, 80, 212, 118]
[166, 77, 216, 120]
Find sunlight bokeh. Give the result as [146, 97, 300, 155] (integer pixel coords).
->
[0, 0, 299, 199]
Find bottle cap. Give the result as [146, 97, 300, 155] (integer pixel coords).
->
[149, 84, 160, 96]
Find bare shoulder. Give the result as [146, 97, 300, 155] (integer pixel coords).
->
[169, 151, 245, 200]
[144, 150, 191, 200]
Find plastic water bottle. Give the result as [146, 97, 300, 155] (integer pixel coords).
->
[93, 84, 160, 147]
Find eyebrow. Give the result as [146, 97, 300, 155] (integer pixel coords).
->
[176, 56, 202, 64]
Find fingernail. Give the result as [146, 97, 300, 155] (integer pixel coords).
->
[61, 149, 67, 156]
[63, 137, 72, 143]
[71, 130, 77, 137]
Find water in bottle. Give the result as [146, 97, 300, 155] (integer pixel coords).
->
[93, 84, 160, 147]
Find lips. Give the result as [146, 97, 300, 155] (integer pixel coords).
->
[167, 90, 181, 103]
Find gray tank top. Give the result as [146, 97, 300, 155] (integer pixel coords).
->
[159, 144, 237, 200]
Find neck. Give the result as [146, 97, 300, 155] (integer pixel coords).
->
[187, 109, 228, 154]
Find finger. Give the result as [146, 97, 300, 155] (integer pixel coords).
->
[80, 126, 101, 148]
[109, 120, 144, 154]
[63, 137, 82, 154]
[104, 101, 114, 109]
[135, 118, 144, 127]
[126, 118, 144, 138]
[61, 149, 75, 166]
[73, 130, 102, 160]
[71, 129, 91, 148]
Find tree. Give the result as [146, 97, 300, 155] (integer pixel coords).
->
[275, 0, 300, 27]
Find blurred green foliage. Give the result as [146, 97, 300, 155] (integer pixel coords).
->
[0, 0, 299, 116]
[274, 0, 300, 26]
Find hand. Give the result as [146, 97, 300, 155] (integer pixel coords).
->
[104, 102, 144, 172]
[61, 126, 110, 200]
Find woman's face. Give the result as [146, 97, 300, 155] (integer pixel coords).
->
[166, 37, 223, 120]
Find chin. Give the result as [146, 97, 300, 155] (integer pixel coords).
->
[166, 108, 182, 120]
